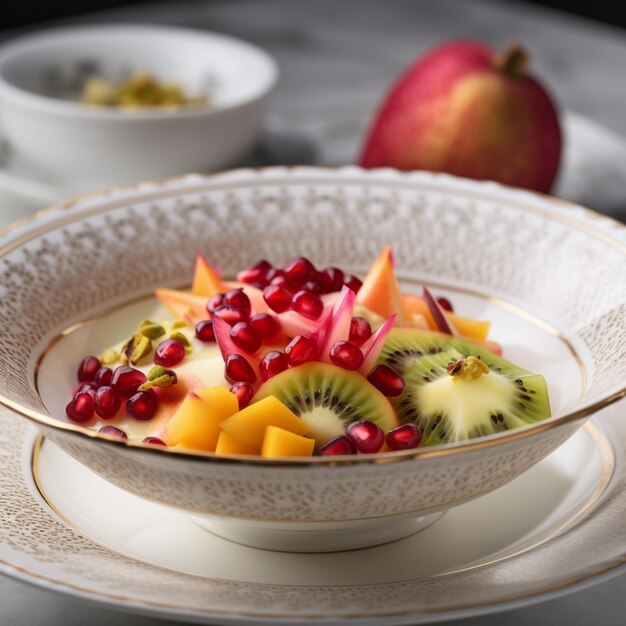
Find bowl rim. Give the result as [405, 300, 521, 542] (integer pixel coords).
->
[0, 166, 625, 466]
[0, 23, 279, 120]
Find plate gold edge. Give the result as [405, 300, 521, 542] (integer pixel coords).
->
[7, 419, 623, 620]
[30, 421, 615, 578]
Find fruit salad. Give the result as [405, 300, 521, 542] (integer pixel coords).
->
[65, 247, 551, 457]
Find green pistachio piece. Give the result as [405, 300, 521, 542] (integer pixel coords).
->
[171, 320, 189, 330]
[99, 348, 119, 365]
[170, 331, 191, 348]
[138, 365, 178, 391]
[130, 334, 152, 364]
[139, 320, 166, 339]
[120, 332, 153, 365]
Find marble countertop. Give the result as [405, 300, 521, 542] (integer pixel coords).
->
[1, 1, 625, 624]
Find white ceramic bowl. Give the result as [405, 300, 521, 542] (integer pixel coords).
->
[0, 167, 624, 552]
[0, 25, 277, 191]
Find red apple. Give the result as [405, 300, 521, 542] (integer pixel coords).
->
[360, 41, 562, 193]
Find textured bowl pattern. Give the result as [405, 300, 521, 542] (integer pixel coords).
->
[0, 167, 624, 522]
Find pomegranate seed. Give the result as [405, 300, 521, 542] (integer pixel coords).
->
[301, 280, 322, 294]
[249, 313, 281, 343]
[127, 390, 158, 420]
[367, 364, 405, 397]
[385, 423, 422, 450]
[346, 419, 385, 453]
[320, 267, 345, 293]
[319, 435, 357, 455]
[267, 268, 285, 282]
[349, 317, 372, 347]
[223, 288, 251, 314]
[94, 385, 122, 419]
[291, 290, 323, 320]
[329, 341, 364, 370]
[65, 392, 95, 423]
[206, 293, 225, 316]
[343, 274, 363, 294]
[93, 366, 113, 387]
[283, 257, 315, 287]
[237, 260, 272, 286]
[263, 285, 292, 313]
[270, 274, 290, 289]
[213, 305, 249, 326]
[99, 425, 127, 439]
[143, 436, 166, 446]
[437, 296, 454, 312]
[111, 366, 147, 397]
[73, 382, 97, 399]
[285, 335, 319, 366]
[154, 338, 186, 367]
[229, 381, 255, 409]
[259, 350, 288, 381]
[225, 354, 257, 383]
[77, 356, 101, 382]
[230, 322, 262, 353]
[195, 319, 216, 342]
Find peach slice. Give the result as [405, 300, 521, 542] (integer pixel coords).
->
[356, 245, 406, 323]
[220, 396, 309, 452]
[191, 254, 224, 297]
[261, 426, 315, 458]
[402, 294, 436, 329]
[155, 288, 207, 325]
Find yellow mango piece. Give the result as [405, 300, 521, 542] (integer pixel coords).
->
[166, 387, 238, 451]
[220, 396, 310, 451]
[261, 426, 315, 458]
[191, 254, 224, 297]
[446, 312, 490, 341]
[215, 430, 257, 455]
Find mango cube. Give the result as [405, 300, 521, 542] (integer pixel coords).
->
[166, 386, 238, 451]
[220, 396, 309, 451]
[261, 426, 315, 458]
[215, 430, 257, 455]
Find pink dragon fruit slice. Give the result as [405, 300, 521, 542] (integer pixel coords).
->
[358, 314, 397, 375]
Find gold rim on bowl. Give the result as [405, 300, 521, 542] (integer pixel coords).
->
[0, 167, 624, 466]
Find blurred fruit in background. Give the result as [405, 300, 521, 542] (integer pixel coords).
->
[360, 40, 562, 193]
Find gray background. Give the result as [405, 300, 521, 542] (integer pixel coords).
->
[1, 1, 626, 624]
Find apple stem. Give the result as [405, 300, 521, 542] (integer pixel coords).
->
[493, 44, 529, 79]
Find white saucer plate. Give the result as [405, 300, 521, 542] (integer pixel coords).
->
[1, 398, 626, 625]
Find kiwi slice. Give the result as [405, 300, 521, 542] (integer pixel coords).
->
[377, 328, 456, 374]
[254, 362, 398, 446]
[378, 328, 496, 374]
[395, 347, 551, 445]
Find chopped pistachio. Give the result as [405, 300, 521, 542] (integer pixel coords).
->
[130, 334, 153, 364]
[170, 331, 191, 348]
[99, 348, 119, 365]
[121, 332, 153, 365]
[147, 365, 167, 381]
[138, 365, 178, 391]
[171, 320, 188, 330]
[139, 320, 166, 339]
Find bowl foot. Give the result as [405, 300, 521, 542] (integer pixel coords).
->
[189, 510, 444, 553]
